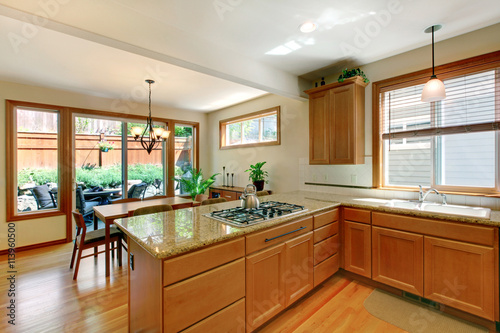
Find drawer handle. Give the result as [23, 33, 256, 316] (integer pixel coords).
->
[265, 226, 307, 242]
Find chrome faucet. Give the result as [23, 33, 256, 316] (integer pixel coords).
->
[418, 185, 447, 205]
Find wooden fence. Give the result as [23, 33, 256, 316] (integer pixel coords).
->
[17, 133, 192, 170]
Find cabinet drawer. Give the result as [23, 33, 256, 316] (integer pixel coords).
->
[246, 217, 313, 254]
[222, 190, 238, 201]
[314, 209, 339, 229]
[314, 253, 339, 287]
[164, 259, 245, 333]
[314, 222, 338, 244]
[181, 299, 245, 333]
[163, 238, 245, 286]
[344, 207, 371, 224]
[372, 212, 496, 246]
[314, 234, 340, 265]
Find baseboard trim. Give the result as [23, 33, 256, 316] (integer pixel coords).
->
[0, 238, 67, 255]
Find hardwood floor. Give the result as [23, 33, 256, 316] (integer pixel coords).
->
[1, 243, 404, 332]
[0, 243, 128, 333]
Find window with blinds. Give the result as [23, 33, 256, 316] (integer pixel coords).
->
[376, 63, 500, 192]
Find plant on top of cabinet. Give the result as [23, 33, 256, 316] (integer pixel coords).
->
[338, 68, 369, 83]
[245, 161, 269, 191]
[176, 167, 220, 200]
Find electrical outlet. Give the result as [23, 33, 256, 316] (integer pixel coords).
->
[351, 174, 357, 184]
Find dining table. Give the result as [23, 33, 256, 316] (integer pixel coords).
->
[83, 188, 121, 204]
[93, 196, 194, 277]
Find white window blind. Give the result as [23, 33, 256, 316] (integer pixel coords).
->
[381, 69, 499, 140]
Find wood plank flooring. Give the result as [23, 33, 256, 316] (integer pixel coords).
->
[0, 243, 407, 332]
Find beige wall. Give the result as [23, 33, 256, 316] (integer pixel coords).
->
[0, 81, 208, 251]
[206, 94, 309, 193]
[304, 23, 500, 188]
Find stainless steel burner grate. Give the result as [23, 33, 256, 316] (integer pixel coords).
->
[203, 201, 307, 227]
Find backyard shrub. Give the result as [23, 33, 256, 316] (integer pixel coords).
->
[18, 163, 164, 189]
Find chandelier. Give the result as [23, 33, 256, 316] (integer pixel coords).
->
[130, 79, 170, 155]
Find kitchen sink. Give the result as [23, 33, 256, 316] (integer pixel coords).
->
[382, 199, 491, 219]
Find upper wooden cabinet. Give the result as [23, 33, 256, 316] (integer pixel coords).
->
[305, 77, 368, 165]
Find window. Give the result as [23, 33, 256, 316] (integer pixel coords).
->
[220, 106, 280, 149]
[373, 51, 500, 194]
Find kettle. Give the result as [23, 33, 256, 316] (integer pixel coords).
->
[240, 184, 260, 209]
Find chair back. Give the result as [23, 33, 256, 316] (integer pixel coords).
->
[256, 191, 269, 197]
[72, 210, 87, 234]
[111, 198, 141, 204]
[75, 186, 86, 211]
[201, 198, 228, 205]
[143, 195, 168, 201]
[128, 182, 148, 199]
[31, 185, 56, 209]
[130, 204, 173, 217]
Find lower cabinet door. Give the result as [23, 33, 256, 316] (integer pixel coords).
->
[424, 236, 496, 320]
[344, 221, 371, 278]
[372, 227, 423, 295]
[284, 232, 314, 306]
[246, 243, 286, 332]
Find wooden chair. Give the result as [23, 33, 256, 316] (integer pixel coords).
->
[256, 190, 270, 197]
[201, 198, 228, 205]
[128, 204, 174, 217]
[111, 198, 141, 204]
[143, 195, 168, 201]
[70, 211, 123, 280]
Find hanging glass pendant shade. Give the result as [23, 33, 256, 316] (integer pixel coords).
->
[421, 25, 446, 102]
[130, 79, 170, 155]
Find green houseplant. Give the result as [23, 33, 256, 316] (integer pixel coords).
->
[245, 161, 269, 191]
[338, 68, 369, 83]
[176, 167, 220, 200]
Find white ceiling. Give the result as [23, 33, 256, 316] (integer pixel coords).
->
[0, 0, 499, 112]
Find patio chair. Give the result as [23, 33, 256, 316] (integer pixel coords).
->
[30, 185, 57, 210]
[128, 182, 148, 199]
[76, 186, 102, 222]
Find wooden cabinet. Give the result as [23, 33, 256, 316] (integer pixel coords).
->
[245, 220, 314, 332]
[424, 236, 496, 320]
[305, 76, 367, 165]
[313, 209, 340, 286]
[284, 232, 314, 306]
[209, 186, 272, 201]
[372, 211, 499, 321]
[343, 208, 371, 278]
[372, 227, 424, 295]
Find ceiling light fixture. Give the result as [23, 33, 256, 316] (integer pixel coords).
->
[421, 25, 446, 102]
[131, 79, 170, 155]
[299, 22, 317, 33]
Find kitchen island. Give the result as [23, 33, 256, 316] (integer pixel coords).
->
[114, 191, 500, 332]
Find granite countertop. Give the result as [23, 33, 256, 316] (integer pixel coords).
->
[114, 190, 500, 260]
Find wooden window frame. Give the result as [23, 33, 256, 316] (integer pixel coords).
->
[372, 50, 500, 195]
[219, 106, 281, 149]
[6, 100, 199, 231]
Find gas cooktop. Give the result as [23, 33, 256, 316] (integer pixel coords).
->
[203, 201, 308, 227]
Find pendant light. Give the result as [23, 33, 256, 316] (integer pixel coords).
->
[130, 79, 170, 155]
[421, 25, 446, 102]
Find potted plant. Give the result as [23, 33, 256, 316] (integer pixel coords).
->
[338, 68, 369, 83]
[245, 161, 269, 191]
[97, 140, 115, 152]
[176, 167, 220, 200]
